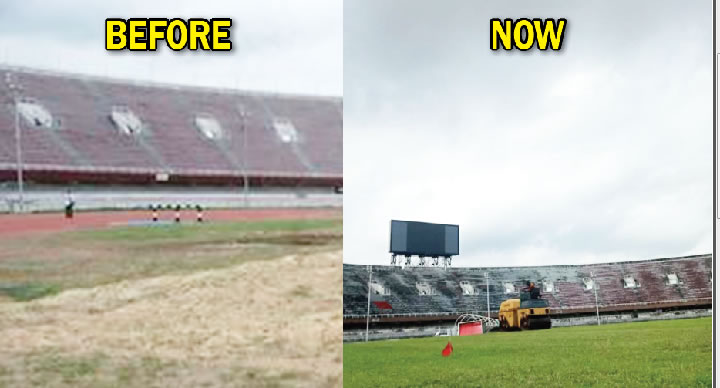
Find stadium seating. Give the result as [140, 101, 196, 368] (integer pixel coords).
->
[343, 254, 712, 317]
[0, 66, 342, 182]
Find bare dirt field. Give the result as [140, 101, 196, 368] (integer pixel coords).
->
[0, 216, 342, 387]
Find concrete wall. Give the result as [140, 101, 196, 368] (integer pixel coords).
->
[344, 324, 455, 342]
[343, 309, 712, 342]
[0, 184, 342, 212]
[551, 308, 712, 327]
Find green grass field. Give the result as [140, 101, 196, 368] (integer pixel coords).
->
[344, 318, 711, 388]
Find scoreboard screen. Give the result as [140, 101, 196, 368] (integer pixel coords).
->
[390, 220, 459, 257]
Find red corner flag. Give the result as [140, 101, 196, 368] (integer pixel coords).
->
[441, 341, 454, 357]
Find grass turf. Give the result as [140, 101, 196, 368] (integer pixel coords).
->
[0, 218, 341, 302]
[344, 317, 711, 388]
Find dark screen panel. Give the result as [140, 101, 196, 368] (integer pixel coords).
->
[444, 225, 459, 255]
[390, 220, 408, 252]
[406, 222, 444, 256]
[390, 220, 459, 256]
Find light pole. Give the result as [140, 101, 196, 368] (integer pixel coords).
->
[5, 73, 23, 213]
[365, 265, 373, 342]
[484, 272, 490, 318]
[238, 104, 249, 208]
[591, 271, 600, 325]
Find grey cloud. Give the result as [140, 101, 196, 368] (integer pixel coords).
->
[344, 0, 711, 267]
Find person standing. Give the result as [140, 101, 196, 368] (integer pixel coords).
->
[195, 204, 203, 222]
[64, 189, 75, 219]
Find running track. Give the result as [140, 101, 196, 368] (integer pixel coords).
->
[0, 208, 341, 237]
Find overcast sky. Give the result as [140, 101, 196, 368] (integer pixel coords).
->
[0, 0, 342, 95]
[344, 0, 712, 267]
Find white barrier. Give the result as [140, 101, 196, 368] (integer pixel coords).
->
[0, 184, 342, 212]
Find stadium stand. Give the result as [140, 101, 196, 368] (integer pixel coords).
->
[0, 66, 342, 211]
[343, 254, 712, 320]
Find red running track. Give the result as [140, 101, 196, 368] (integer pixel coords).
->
[0, 208, 341, 238]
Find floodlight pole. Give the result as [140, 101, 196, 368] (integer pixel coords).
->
[13, 95, 23, 213]
[591, 271, 600, 325]
[485, 272, 490, 318]
[239, 104, 249, 208]
[5, 73, 23, 213]
[366, 265, 372, 342]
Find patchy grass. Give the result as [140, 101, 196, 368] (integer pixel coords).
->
[3, 352, 312, 388]
[0, 218, 341, 302]
[77, 218, 340, 243]
[0, 283, 60, 302]
[0, 351, 190, 388]
[0, 216, 343, 387]
[291, 284, 313, 298]
[32, 352, 102, 381]
[344, 317, 711, 388]
[0, 250, 343, 387]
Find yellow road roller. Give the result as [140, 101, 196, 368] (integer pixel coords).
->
[498, 283, 552, 330]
